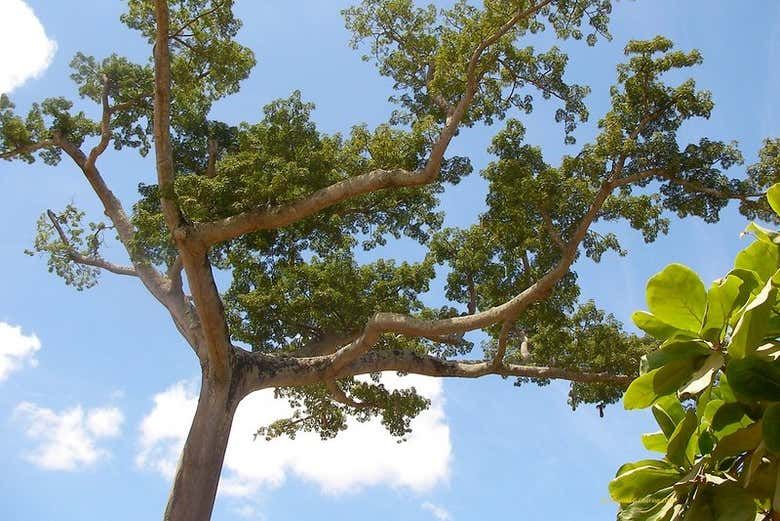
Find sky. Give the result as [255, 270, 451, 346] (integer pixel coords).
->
[0, 1, 779, 520]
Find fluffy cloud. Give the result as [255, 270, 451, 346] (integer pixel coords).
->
[0, 321, 41, 381]
[137, 374, 451, 496]
[15, 402, 124, 471]
[422, 502, 453, 521]
[0, 0, 57, 93]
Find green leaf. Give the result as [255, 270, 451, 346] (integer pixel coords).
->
[642, 431, 668, 453]
[679, 352, 724, 396]
[641, 339, 711, 375]
[727, 357, 780, 402]
[712, 422, 763, 459]
[710, 402, 753, 439]
[625, 356, 705, 409]
[632, 311, 692, 341]
[617, 488, 678, 521]
[729, 277, 778, 359]
[686, 484, 757, 521]
[734, 241, 779, 284]
[652, 396, 686, 437]
[768, 183, 780, 217]
[666, 410, 697, 467]
[609, 460, 682, 503]
[763, 403, 780, 453]
[700, 275, 753, 342]
[743, 222, 780, 245]
[646, 264, 706, 332]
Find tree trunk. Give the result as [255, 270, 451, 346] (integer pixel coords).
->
[164, 372, 238, 521]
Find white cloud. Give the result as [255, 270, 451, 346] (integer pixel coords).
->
[0, 0, 57, 93]
[14, 402, 124, 471]
[0, 321, 41, 381]
[422, 501, 453, 521]
[138, 374, 451, 497]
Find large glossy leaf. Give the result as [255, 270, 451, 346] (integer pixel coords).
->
[679, 352, 724, 396]
[625, 357, 704, 410]
[646, 264, 706, 332]
[700, 275, 752, 342]
[768, 183, 780, 217]
[727, 357, 780, 402]
[712, 422, 763, 459]
[617, 488, 678, 521]
[729, 276, 778, 359]
[710, 402, 753, 439]
[744, 222, 780, 246]
[640, 340, 711, 375]
[632, 311, 693, 341]
[642, 431, 668, 453]
[685, 484, 756, 521]
[652, 396, 686, 437]
[609, 460, 682, 503]
[666, 410, 697, 467]
[734, 241, 779, 284]
[763, 403, 780, 453]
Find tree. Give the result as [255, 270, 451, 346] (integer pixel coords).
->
[1, 1, 775, 520]
[610, 185, 780, 520]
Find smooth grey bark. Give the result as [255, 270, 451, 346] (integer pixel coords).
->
[164, 372, 238, 521]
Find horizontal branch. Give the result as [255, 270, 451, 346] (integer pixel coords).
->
[1, 140, 54, 160]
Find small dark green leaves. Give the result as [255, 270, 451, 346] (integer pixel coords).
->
[609, 460, 682, 503]
[646, 264, 706, 332]
[625, 356, 705, 409]
[762, 404, 780, 453]
[666, 410, 697, 467]
[734, 241, 779, 284]
[727, 357, 780, 402]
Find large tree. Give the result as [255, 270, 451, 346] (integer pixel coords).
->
[1, 1, 776, 520]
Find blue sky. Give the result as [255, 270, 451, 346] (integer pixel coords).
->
[0, 1, 779, 520]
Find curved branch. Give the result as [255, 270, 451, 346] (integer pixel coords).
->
[46, 209, 137, 277]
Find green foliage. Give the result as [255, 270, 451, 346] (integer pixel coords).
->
[4, 0, 779, 442]
[611, 184, 780, 520]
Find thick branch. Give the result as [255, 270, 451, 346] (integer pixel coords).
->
[1, 140, 54, 160]
[153, 0, 231, 381]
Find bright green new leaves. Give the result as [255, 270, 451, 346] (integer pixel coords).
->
[729, 276, 779, 359]
[646, 264, 706, 332]
[609, 460, 683, 503]
[768, 183, 780, 217]
[614, 184, 780, 520]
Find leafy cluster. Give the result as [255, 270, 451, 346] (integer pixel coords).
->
[610, 185, 780, 520]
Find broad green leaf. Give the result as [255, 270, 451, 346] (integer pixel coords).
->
[729, 277, 777, 359]
[711, 402, 753, 439]
[679, 352, 724, 396]
[743, 222, 780, 245]
[700, 275, 752, 342]
[617, 488, 678, 521]
[727, 357, 780, 402]
[734, 241, 779, 284]
[712, 422, 763, 459]
[641, 340, 711, 375]
[652, 396, 686, 437]
[646, 264, 706, 331]
[768, 183, 780, 217]
[763, 403, 780, 453]
[685, 484, 756, 521]
[609, 460, 682, 503]
[632, 311, 693, 340]
[625, 357, 704, 409]
[666, 410, 697, 467]
[642, 431, 668, 453]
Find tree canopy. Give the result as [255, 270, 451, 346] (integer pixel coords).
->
[1, 1, 777, 519]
